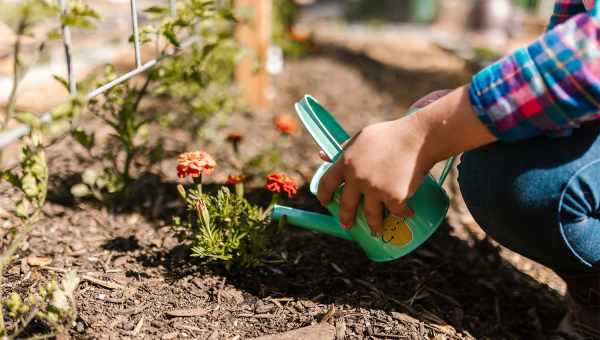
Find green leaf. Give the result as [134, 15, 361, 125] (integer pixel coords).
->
[51, 288, 69, 312]
[46, 28, 61, 40]
[144, 6, 168, 15]
[70, 183, 91, 197]
[163, 29, 180, 47]
[1, 170, 21, 188]
[15, 199, 30, 218]
[81, 169, 98, 186]
[5, 293, 23, 317]
[15, 112, 41, 128]
[61, 270, 80, 297]
[51, 102, 74, 120]
[29, 162, 47, 180]
[71, 128, 95, 150]
[21, 174, 39, 198]
[52, 74, 69, 90]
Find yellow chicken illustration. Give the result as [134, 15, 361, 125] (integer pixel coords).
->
[382, 215, 413, 247]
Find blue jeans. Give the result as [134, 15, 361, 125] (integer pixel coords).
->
[458, 121, 600, 276]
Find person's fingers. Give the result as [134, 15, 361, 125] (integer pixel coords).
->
[319, 150, 330, 162]
[363, 195, 384, 235]
[338, 183, 362, 229]
[316, 160, 344, 206]
[386, 199, 415, 218]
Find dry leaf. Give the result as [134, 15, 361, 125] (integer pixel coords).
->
[26, 255, 52, 266]
[166, 308, 209, 317]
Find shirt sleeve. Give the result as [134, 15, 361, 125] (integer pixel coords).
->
[469, 9, 600, 141]
[548, 0, 587, 29]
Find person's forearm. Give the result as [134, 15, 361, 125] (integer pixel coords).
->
[411, 85, 497, 164]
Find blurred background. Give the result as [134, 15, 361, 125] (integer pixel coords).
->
[0, 0, 554, 114]
[0, 2, 572, 338]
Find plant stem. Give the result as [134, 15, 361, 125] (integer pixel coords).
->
[0, 19, 27, 165]
[121, 74, 152, 184]
[0, 209, 41, 337]
[133, 74, 152, 113]
[122, 151, 133, 184]
[235, 182, 244, 197]
[9, 308, 39, 340]
[0, 210, 41, 274]
[3, 19, 26, 131]
[263, 193, 280, 219]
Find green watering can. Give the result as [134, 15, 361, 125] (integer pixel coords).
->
[272, 95, 456, 262]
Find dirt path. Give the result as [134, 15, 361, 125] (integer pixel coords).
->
[1, 33, 569, 339]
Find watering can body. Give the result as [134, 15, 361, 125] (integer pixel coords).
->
[272, 95, 455, 262]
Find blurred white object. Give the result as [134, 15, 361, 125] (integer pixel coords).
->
[266, 45, 283, 75]
[468, 0, 513, 47]
[294, 0, 316, 4]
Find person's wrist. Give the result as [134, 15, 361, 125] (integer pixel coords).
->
[410, 85, 497, 165]
[396, 112, 442, 171]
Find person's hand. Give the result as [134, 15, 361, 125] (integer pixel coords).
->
[317, 90, 453, 235]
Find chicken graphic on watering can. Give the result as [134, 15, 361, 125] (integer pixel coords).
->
[272, 95, 456, 262]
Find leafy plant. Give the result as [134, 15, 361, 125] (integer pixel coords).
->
[0, 3, 92, 336]
[172, 185, 273, 268]
[272, 0, 311, 58]
[70, 0, 240, 200]
[149, 0, 241, 138]
[71, 65, 163, 200]
[0, 271, 80, 339]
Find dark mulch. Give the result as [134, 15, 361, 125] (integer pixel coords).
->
[1, 36, 568, 339]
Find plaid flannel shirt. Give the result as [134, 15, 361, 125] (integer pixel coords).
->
[469, 0, 600, 141]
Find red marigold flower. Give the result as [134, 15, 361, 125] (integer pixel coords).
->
[226, 132, 243, 143]
[265, 172, 298, 198]
[177, 151, 216, 178]
[226, 174, 246, 185]
[274, 114, 299, 134]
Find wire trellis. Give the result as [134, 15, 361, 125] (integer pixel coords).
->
[0, 0, 190, 149]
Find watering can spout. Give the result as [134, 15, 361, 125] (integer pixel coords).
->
[272, 205, 353, 241]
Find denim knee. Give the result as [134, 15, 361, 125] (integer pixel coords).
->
[458, 133, 600, 274]
[558, 159, 600, 269]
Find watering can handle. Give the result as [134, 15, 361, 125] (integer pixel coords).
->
[295, 96, 457, 186]
[438, 155, 457, 186]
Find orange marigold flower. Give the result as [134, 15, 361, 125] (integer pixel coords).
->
[274, 114, 299, 134]
[226, 174, 246, 185]
[226, 132, 243, 143]
[265, 172, 298, 198]
[288, 27, 311, 42]
[177, 151, 216, 178]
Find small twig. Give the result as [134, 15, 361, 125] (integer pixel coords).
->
[40, 267, 124, 290]
[116, 303, 148, 316]
[81, 274, 124, 290]
[216, 277, 226, 306]
[372, 334, 408, 339]
[426, 287, 462, 307]
[132, 316, 144, 335]
[236, 313, 274, 319]
[320, 304, 335, 324]
[494, 296, 501, 325]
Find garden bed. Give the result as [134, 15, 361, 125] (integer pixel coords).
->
[1, 35, 567, 339]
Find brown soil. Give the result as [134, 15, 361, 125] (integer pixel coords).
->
[1, 35, 570, 340]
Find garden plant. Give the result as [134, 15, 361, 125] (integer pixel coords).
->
[0, 0, 276, 337]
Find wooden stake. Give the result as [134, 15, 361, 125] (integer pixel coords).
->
[235, 0, 273, 111]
